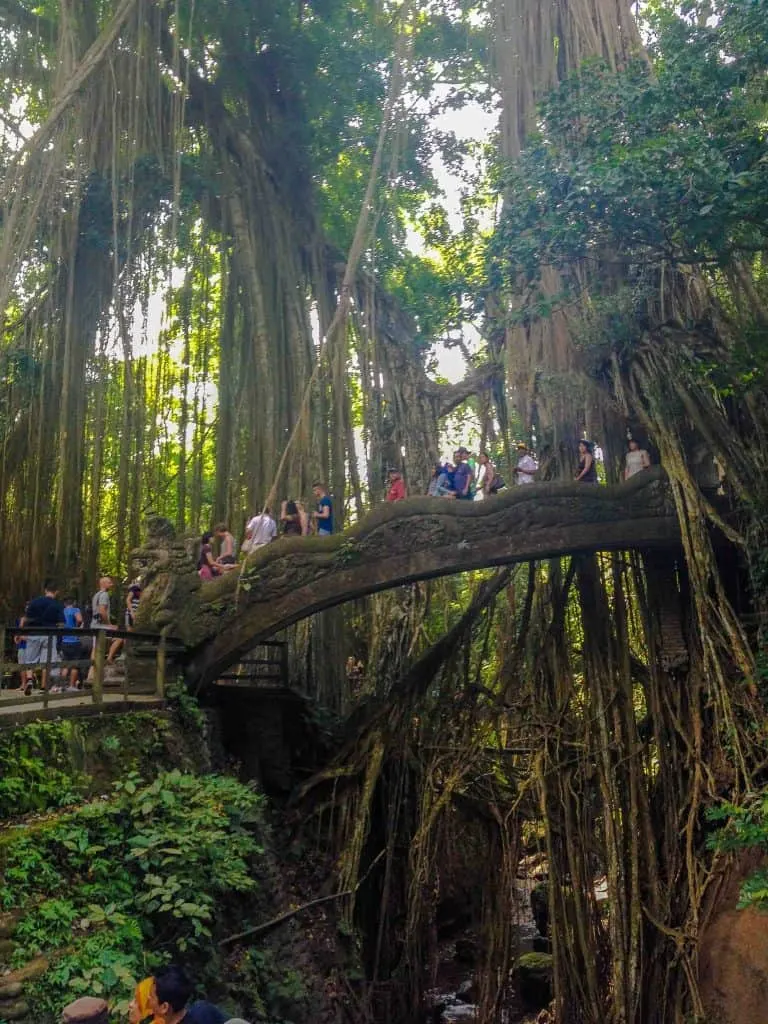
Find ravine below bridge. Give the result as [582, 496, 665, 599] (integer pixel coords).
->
[133, 467, 681, 689]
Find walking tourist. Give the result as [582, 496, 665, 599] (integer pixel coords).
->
[21, 579, 64, 691]
[513, 443, 538, 485]
[312, 482, 334, 535]
[61, 595, 84, 688]
[575, 440, 598, 483]
[624, 437, 651, 479]
[107, 581, 141, 664]
[452, 448, 474, 500]
[280, 499, 307, 536]
[198, 532, 221, 579]
[243, 507, 278, 552]
[475, 451, 496, 499]
[91, 576, 113, 629]
[386, 468, 406, 501]
[13, 615, 32, 693]
[214, 523, 237, 566]
[146, 964, 230, 1024]
[87, 575, 116, 679]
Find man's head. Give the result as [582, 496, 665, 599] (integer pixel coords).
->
[312, 481, 327, 498]
[43, 578, 59, 596]
[516, 442, 527, 454]
[64, 595, 75, 606]
[457, 447, 469, 461]
[148, 965, 192, 1019]
[98, 576, 113, 592]
[214, 522, 228, 535]
[388, 468, 400, 480]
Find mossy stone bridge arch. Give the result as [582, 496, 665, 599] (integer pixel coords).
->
[133, 468, 682, 690]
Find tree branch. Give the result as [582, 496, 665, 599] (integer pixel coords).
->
[219, 890, 353, 946]
[429, 361, 503, 418]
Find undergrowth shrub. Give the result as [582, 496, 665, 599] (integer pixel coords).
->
[0, 713, 202, 818]
[707, 790, 768, 909]
[2, 770, 265, 1019]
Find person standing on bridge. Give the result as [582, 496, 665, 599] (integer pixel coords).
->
[513, 443, 538, 485]
[312, 482, 334, 535]
[575, 440, 598, 483]
[453, 448, 474, 500]
[61, 595, 85, 689]
[20, 579, 65, 691]
[624, 438, 651, 480]
[280, 499, 308, 536]
[386, 468, 406, 501]
[214, 523, 237, 567]
[243, 508, 277, 552]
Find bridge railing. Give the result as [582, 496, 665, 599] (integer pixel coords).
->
[216, 640, 289, 690]
[0, 626, 186, 716]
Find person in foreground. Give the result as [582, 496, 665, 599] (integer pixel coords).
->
[146, 965, 229, 1024]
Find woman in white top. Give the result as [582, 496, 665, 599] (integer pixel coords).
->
[624, 438, 651, 480]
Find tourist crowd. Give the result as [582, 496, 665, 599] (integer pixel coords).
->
[8, 574, 142, 696]
[6, 437, 653, 693]
[197, 435, 652, 578]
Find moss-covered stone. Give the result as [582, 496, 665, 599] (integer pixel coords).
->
[513, 952, 553, 1010]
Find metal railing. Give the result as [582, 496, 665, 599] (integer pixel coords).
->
[0, 626, 186, 715]
[216, 641, 289, 689]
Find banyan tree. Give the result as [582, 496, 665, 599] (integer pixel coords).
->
[2, 0, 768, 1022]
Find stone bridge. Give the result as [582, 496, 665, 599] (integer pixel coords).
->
[133, 468, 680, 688]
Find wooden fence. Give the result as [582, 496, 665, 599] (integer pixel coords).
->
[0, 626, 186, 716]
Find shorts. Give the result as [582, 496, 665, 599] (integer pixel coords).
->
[219, 555, 236, 565]
[125, 612, 134, 629]
[318, 528, 332, 537]
[22, 636, 60, 666]
[61, 642, 85, 663]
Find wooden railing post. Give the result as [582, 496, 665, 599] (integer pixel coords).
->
[280, 643, 289, 689]
[155, 632, 167, 699]
[92, 630, 106, 705]
[0, 626, 6, 691]
[43, 634, 53, 709]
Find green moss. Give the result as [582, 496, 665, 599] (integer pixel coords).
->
[0, 710, 206, 819]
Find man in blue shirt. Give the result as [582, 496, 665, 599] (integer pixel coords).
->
[312, 481, 334, 535]
[147, 965, 230, 1024]
[452, 447, 474, 500]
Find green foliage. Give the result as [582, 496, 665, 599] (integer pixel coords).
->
[707, 790, 768, 910]
[1, 771, 265, 1019]
[490, 0, 768, 354]
[0, 714, 201, 819]
[229, 947, 310, 1024]
[0, 721, 88, 818]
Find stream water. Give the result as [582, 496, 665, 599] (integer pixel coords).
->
[426, 876, 543, 1023]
